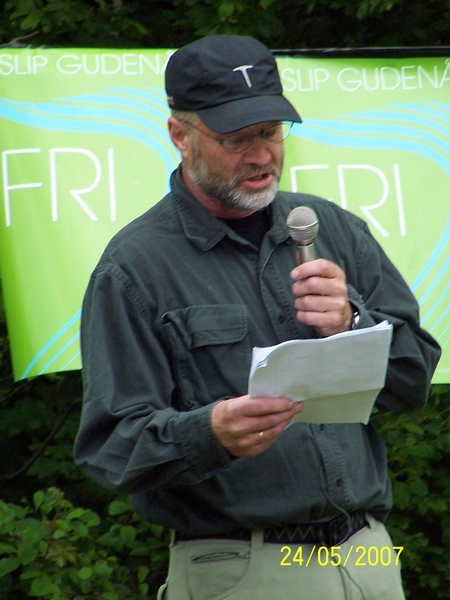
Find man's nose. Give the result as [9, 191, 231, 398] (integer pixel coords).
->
[242, 134, 272, 164]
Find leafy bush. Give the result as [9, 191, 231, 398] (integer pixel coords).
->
[2, 0, 450, 49]
[0, 488, 169, 599]
[0, 291, 448, 598]
[373, 384, 450, 598]
[1, 382, 448, 598]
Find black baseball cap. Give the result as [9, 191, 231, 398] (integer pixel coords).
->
[165, 35, 302, 134]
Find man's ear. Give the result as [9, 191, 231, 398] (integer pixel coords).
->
[168, 117, 190, 158]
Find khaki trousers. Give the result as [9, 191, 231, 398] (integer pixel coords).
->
[157, 515, 406, 600]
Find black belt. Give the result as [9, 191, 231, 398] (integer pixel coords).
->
[174, 511, 368, 548]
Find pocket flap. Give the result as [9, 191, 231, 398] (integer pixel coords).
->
[162, 304, 247, 349]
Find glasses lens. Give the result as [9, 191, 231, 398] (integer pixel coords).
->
[262, 124, 282, 142]
[281, 121, 293, 140]
[262, 122, 293, 144]
[222, 133, 249, 153]
[221, 122, 294, 153]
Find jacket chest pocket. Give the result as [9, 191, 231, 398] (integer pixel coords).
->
[160, 304, 251, 409]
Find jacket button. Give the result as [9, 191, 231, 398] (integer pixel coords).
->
[278, 315, 285, 323]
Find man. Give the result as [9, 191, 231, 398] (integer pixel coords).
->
[74, 35, 441, 599]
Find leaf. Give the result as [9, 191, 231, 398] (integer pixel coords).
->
[67, 508, 100, 527]
[409, 477, 429, 497]
[20, 8, 44, 30]
[99, 592, 119, 600]
[17, 542, 39, 566]
[9, 0, 36, 18]
[356, 0, 369, 19]
[402, 421, 423, 435]
[392, 480, 410, 509]
[150, 523, 165, 538]
[120, 525, 136, 546]
[0, 543, 16, 554]
[108, 500, 130, 516]
[96, 531, 122, 551]
[139, 583, 149, 595]
[436, 432, 450, 453]
[29, 575, 60, 597]
[78, 566, 93, 580]
[67, 508, 86, 520]
[218, 0, 236, 20]
[20, 569, 44, 580]
[137, 566, 149, 583]
[93, 562, 113, 578]
[0, 557, 20, 577]
[33, 491, 45, 510]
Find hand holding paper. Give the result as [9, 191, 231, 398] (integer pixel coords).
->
[248, 321, 393, 424]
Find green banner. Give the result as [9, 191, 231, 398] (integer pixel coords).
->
[0, 48, 448, 382]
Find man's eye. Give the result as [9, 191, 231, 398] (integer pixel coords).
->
[224, 135, 246, 148]
[264, 125, 281, 139]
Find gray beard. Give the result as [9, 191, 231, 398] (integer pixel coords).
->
[188, 146, 281, 212]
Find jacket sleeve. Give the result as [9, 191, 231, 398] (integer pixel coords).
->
[342, 214, 441, 414]
[73, 262, 232, 494]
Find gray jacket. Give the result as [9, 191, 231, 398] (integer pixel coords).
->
[74, 167, 441, 535]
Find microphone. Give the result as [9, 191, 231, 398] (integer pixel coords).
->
[286, 206, 319, 264]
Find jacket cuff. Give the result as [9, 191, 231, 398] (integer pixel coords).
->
[179, 402, 233, 478]
[347, 284, 376, 330]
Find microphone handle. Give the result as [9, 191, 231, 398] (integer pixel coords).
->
[297, 242, 316, 264]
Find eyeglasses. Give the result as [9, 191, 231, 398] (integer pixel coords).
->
[178, 120, 294, 154]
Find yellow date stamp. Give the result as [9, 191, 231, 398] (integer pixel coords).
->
[279, 545, 404, 567]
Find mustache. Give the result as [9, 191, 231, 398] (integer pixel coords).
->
[234, 164, 281, 181]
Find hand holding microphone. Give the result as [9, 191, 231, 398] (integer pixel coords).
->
[287, 206, 353, 336]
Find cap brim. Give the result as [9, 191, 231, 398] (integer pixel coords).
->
[196, 95, 302, 134]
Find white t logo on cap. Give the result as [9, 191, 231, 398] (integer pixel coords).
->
[233, 65, 254, 88]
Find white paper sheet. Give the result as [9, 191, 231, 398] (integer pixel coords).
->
[248, 321, 393, 424]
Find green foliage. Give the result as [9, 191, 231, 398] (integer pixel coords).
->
[0, 294, 169, 599]
[372, 385, 450, 599]
[0, 286, 448, 597]
[0, 488, 170, 599]
[1, 0, 449, 48]
[1, 362, 449, 597]
[2, 0, 152, 48]
[0, 3, 449, 596]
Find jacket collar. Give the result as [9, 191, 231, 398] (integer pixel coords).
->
[170, 166, 292, 251]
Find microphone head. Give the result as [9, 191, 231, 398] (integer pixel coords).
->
[286, 206, 319, 246]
